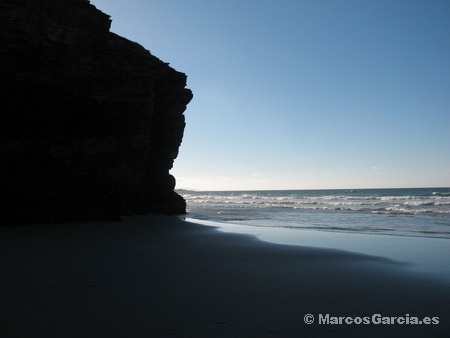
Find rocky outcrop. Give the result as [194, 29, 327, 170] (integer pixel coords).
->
[0, 0, 192, 224]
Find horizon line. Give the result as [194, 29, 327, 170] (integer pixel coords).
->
[176, 186, 450, 193]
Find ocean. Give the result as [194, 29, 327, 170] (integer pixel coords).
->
[179, 187, 450, 239]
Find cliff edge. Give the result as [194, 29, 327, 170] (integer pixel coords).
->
[0, 0, 193, 224]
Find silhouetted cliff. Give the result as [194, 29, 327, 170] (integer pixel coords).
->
[0, 0, 193, 224]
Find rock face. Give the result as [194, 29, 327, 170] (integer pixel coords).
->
[0, 0, 193, 224]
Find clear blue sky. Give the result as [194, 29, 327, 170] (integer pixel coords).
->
[90, 0, 449, 191]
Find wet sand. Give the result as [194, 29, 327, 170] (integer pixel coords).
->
[1, 215, 448, 337]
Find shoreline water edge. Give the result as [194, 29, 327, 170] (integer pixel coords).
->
[184, 217, 450, 284]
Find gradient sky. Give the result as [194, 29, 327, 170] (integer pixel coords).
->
[90, 0, 449, 191]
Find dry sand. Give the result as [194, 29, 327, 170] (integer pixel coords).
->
[1, 215, 449, 337]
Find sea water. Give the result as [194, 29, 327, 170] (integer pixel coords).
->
[179, 187, 450, 279]
[180, 188, 450, 239]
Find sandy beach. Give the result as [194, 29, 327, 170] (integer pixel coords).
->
[1, 215, 449, 337]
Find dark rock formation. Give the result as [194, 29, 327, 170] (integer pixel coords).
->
[0, 0, 192, 224]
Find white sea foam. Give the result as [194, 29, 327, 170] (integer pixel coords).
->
[183, 190, 450, 215]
